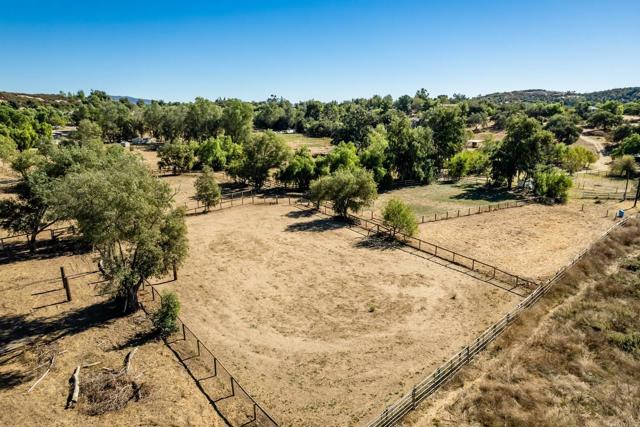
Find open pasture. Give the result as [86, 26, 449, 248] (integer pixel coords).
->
[153, 203, 521, 426]
[372, 180, 523, 218]
[255, 131, 333, 156]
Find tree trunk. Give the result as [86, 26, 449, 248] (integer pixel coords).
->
[122, 280, 143, 314]
[29, 230, 38, 254]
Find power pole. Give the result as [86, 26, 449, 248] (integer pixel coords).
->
[634, 176, 640, 208]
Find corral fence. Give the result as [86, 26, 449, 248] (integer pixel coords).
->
[0, 225, 76, 253]
[181, 192, 296, 215]
[300, 201, 537, 292]
[361, 215, 637, 427]
[140, 284, 278, 427]
[364, 200, 528, 225]
[578, 190, 630, 201]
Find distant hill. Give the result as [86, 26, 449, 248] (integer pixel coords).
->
[0, 91, 73, 107]
[476, 87, 640, 104]
[111, 95, 153, 105]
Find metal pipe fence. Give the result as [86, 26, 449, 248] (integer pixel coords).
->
[361, 215, 636, 427]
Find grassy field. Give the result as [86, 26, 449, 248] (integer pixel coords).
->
[371, 179, 523, 218]
[256, 132, 333, 155]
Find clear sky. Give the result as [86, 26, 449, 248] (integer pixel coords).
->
[1, 0, 638, 102]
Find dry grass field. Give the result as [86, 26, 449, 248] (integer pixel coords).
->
[151, 203, 522, 426]
[0, 254, 224, 427]
[258, 132, 333, 156]
[400, 219, 640, 427]
[372, 180, 523, 218]
[416, 199, 635, 282]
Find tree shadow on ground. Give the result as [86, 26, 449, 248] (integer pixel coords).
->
[285, 209, 316, 219]
[0, 370, 31, 390]
[0, 239, 91, 267]
[285, 217, 349, 233]
[110, 329, 159, 351]
[354, 234, 402, 251]
[451, 183, 525, 203]
[0, 299, 122, 351]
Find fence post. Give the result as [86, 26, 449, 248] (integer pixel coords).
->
[173, 263, 178, 281]
[412, 386, 417, 409]
[276, 195, 278, 204]
[60, 266, 72, 302]
[421, 215, 424, 223]
[196, 339, 201, 356]
[468, 207, 471, 216]
[230, 377, 235, 396]
[182, 323, 186, 341]
[457, 209, 460, 217]
[471, 259, 475, 271]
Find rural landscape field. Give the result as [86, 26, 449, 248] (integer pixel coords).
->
[1, 1, 640, 427]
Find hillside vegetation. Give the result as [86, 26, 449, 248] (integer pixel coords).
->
[403, 219, 640, 427]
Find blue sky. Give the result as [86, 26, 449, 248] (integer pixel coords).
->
[1, 0, 638, 102]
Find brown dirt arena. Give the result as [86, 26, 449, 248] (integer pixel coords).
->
[152, 203, 522, 426]
[416, 199, 635, 282]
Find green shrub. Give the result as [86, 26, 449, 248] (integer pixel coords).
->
[607, 331, 640, 353]
[194, 166, 221, 211]
[533, 167, 572, 204]
[382, 198, 418, 237]
[153, 291, 181, 337]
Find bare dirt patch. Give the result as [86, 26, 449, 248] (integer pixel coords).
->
[0, 254, 223, 427]
[416, 200, 634, 282]
[153, 204, 522, 426]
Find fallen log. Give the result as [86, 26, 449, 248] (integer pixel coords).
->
[65, 365, 81, 409]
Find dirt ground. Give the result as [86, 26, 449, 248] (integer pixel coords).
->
[416, 199, 635, 282]
[152, 203, 522, 427]
[0, 253, 224, 427]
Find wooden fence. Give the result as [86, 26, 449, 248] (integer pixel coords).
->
[0, 225, 76, 252]
[180, 193, 290, 215]
[302, 201, 537, 292]
[364, 200, 528, 225]
[140, 284, 278, 427]
[360, 215, 636, 427]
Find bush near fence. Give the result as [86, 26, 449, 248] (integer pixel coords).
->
[363, 200, 528, 225]
[302, 201, 537, 292]
[140, 284, 278, 427]
[361, 215, 637, 427]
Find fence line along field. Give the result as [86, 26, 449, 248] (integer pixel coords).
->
[151, 203, 522, 427]
[0, 254, 224, 427]
[416, 199, 635, 283]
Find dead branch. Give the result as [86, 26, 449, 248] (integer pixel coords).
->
[65, 365, 81, 409]
[124, 347, 138, 374]
[27, 354, 56, 393]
